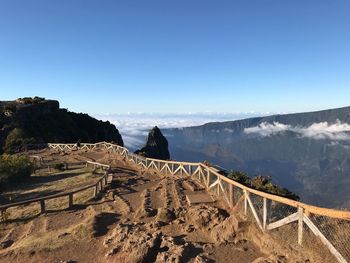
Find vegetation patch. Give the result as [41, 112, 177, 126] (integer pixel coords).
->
[54, 162, 65, 171]
[4, 128, 36, 153]
[227, 171, 299, 200]
[0, 154, 33, 191]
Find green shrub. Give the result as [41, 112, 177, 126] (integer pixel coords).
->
[227, 171, 299, 200]
[203, 160, 213, 167]
[54, 163, 65, 171]
[4, 128, 36, 153]
[227, 170, 251, 186]
[17, 97, 44, 104]
[0, 154, 33, 190]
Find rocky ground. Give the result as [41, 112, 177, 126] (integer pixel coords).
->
[0, 149, 326, 263]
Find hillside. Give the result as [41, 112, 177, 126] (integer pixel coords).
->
[165, 106, 350, 208]
[0, 97, 123, 153]
[0, 147, 332, 263]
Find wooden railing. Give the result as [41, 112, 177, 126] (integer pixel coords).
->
[86, 160, 110, 170]
[48, 141, 350, 263]
[0, 161, 110, 218]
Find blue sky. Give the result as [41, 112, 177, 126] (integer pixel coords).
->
[1, 0, 350, 114]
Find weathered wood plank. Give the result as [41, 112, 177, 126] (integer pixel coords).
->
[298, 206, 303, 245]
[246, 192, 263, 230]
[208, 178, 219, 189]
[303, 215, 347, 263]
[267, 212, 298, 231]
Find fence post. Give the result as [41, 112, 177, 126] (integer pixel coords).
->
[229, 184, 235, 207]
[94, 185, 98, 198]
[217, 179, 220, 196]
[68, 194, 73, 208]
[244, 190, 247, 215]
[40, 200, 45, 214]
[206, 170, 210, 188]
[263, 197, 267, 231]
[298, 206, 304, 245]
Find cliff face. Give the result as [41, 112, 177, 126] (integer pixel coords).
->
[135, 126, 170, 160]
[0, 97, 123, 153]
[165, 106, 350, 208]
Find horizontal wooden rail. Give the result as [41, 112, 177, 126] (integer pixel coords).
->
[0, 161, 110, 215]
[86, 161, 110, 170]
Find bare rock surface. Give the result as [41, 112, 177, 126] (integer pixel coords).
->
[186, 205, 229, 230]
[211, 214, 239, 244]
[104, 222, 194, 263]
[156, 207, 176, 223]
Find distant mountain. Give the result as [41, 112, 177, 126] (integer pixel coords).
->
[165, 106, 350, 209]
[0, 97, 123, 153]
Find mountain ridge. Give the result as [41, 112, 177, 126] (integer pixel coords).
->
[181, 105, 350, 130]
[165, 105, 350, 209]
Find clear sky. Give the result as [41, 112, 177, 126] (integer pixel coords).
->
[0, 0, 350, 114]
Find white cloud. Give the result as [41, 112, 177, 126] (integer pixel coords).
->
[244, 122, 292, 137]
[244, 120, 350, 140]
[94, 112, 262, 149]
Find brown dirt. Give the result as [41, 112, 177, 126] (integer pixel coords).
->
[0, 149, 319, 263]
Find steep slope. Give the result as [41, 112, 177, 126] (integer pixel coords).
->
[0, 97, 123, 153]
[165, 106, 350, 208]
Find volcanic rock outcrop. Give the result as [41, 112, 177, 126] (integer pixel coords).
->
[135, 126, 170, 160]
[0, 97, 124, 153]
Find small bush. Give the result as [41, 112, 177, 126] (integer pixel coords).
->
[0, 154, 33, 190]
[227, 170, 251, 186]
[54, 163, 65, 171]
[202, 160, 213, 167]
[227, 171, 299, 200]
[17, 97, 44, 104]
[4, 128, 36, 153]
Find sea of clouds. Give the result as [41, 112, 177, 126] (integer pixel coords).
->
[244, 120, 350, 140]
[94, 112, 262, 150]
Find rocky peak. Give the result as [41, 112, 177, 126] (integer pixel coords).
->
[135, 126, 170, 160]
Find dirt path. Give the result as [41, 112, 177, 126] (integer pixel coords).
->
[0, 149, 316, 263]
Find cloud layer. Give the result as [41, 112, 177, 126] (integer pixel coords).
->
[94, 112, 261, 149]
[244, 120, 350, 140]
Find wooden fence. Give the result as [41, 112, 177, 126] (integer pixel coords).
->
[0, 161, 111, 218]
[47, 141, 350, 263]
